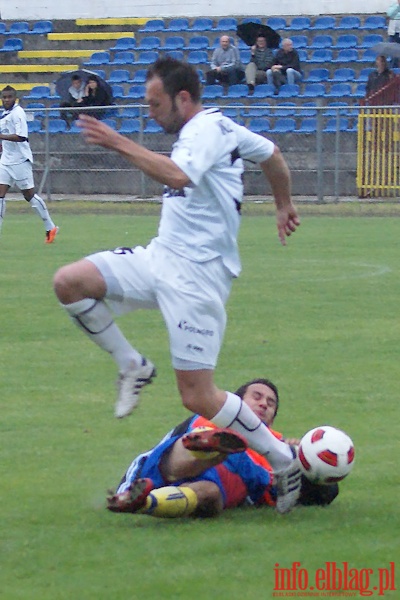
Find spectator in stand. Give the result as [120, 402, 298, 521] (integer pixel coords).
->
[387, 0, 400, 67]
[366, 55, 394, 98]
[206, 35, 245, 86]
[266, 38, 302, 94]
[60, 74, 86, 127]
[80, 75, 113, 120]
[245, 34, 275, 94]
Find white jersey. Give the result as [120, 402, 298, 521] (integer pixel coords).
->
[156, 108, 274, 277]
[0, 104, 33, 165]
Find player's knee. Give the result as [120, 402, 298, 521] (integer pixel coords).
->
[53, 265, 75, 302]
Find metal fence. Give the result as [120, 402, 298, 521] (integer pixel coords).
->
[25, 102, 365, 201]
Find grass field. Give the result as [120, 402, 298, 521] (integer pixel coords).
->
[1, 203, 398, 599]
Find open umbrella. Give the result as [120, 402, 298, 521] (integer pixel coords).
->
[55, 69, 114, 104]
[236, 22, 281, 49]
[372, 41, 400, 59]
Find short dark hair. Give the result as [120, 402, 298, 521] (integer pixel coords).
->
[146, 56, 201, 103]
[235, 378, 280, 417]
[2, 85, 16, 95]
[87, 75, 98, 83]
[71, 74, 82, 81]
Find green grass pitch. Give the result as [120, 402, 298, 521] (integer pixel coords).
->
[0, 203, 398, 599]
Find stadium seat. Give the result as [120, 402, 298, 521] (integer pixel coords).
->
[135, 51, 159, 65]
[352, 83, 367, 98]
[357, 68, 374, 82]
[6, 21, 30, 35]
[306, 68, 330, 83]
[360, 16, 386, 30]
[240, 49, 251, 64]
[28, 120, 42, 133]
[138, 19, 166, 32]
[161, 36, 185, 50]
[47, 119, 68, 133]
[326, 83, 353, 98]
[323, 102, 350, 117]
[108, 69, 131, 83]
[277, 84, 300, 98]
[101, 118, 117, 129]
[125, 85, 146, 99]
[0, 23, 6, 34]
[202, 84, 224, 99]
[188, 18, 214, 31]
[213, 17, 238, 31]
[331, 68, 356, 82]
[252, 84, 275, 98]
[359, 48, 378, 63]
[186, 36, 210, 50]
[84, 51, 110, 65]
[110, 85, 126, 99]
[164, 50, 184, 60]
[244, 102, 271, 117]
[187, 50, 208, 64]
[119, 119, 141, 134]
[248, 118, 271, 133]
[111, 51, 135, 65]
[335, 16, 361, 30]
[310, 16, 336, 30]
[335, 35, 358, 49]
[119, 106, 141, 118]
[109, 37, 136, 51]
[298, 102, 317, 117]
[90, 70, 106, 80]
[25, 102, 46, 118]
[28, 20, 54, 34]
[0, 37, 23, 51]
[300, 83, 326, 98]
[287, 17, 311, 31]
[273, 102, 296, 117]
[308, 49, 333, 63]
[291, 35, 308, 49]
[323, 117, 350, 132]
[270, 117, 296, 133]
[241, 18, 262, 25]
[297, 49, 308, 62]
[295, 118, 317, 133]
[24, 85, 52, 99]
[266, 17, 287, 30]
[222, 103, 245, 118]
[358, 34, 384, 49]
[136, 36, 161, 51]
[67, 121, 83, 133]
[308, 35, 333, 49]
[167, 18, 189, 32]
[143, 118, 163, 133]
[332, 49, 359, 63]
[226, 84, 249, 98]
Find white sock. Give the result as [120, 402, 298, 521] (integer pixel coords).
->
[211, 391, 293, 470]
[63, 298, 142, 372]
[29, 194, 55, 231]
[0, 198, 5, 232]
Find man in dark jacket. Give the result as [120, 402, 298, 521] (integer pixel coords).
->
[245, 34, 275, 94]
[366, 55, 394, 98]
[266, 38, 302, 93]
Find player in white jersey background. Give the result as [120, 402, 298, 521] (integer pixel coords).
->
[53, 57, 302, 513]
[0, 86, 58, 243]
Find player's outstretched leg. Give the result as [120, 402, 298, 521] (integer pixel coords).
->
[182, 427, 248, 455]
[115, 357, 157, 418]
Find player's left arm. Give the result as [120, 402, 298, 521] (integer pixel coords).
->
[260, 146, 300, 245]
[78, 114, 191, 189]
[0, 133, 27, 142]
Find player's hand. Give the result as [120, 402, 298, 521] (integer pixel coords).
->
[276, 204, 300, 246]
[77, 114, 122, 149]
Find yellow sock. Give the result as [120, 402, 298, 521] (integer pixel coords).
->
[140, 486, 198, 518]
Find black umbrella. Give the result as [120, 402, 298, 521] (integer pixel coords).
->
[236, 22, 281, 49]
[55, 69, 114, 104]
[372, 41, 400, 59]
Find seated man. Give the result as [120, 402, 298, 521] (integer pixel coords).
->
[245, 34, 275, 94]
[60, 74, 86, 126]
[266, 38, 303, 93]
[107, 378, 339, 518]
[206, 35, 245, 87]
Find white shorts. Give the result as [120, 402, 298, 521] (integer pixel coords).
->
[0, 161, 34, 190]
[87, 239, 233, 370]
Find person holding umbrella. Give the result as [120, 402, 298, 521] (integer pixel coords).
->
[245, 34, 275, 94]
[366, 55, 394, 98]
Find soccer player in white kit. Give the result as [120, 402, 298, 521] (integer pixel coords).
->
[53, 57, 301, 512]
[0, 86, 58, 243]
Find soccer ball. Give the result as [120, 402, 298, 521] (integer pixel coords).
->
[298, 426, 355, 485]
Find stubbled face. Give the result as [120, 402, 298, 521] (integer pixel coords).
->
[242, 383, 278, 426]
[220, 36, 230, 50]
[1, 90, 16, 110]
[145, 76, 185, 134]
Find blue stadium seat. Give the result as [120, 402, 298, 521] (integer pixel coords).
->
[252, 84, 276, 98]
[330, 68, 356, 82]
[357, 68, 374, 82]
[359, 48, 377, 62]
[326, 83, 353, 98]
[296, 118, 317, 133]
[291, 35, 308, 49]
[125, 85, 146, 99]
[143, 119, 163, 133]
[358, 34, 384, 49]
[167, 18, 189, 32]
[352, 83, 367, 98]
[335, 16, 361, 30]
[135, 51, 159, 65]
[109, 37, 136, 51]
[84, 51, 110, 65]
[139, 19, 165, 32]
[306, 68, 330, 83]
[222, 103, 245, 118]
[164, 50, 184, 60]
[47, 119, 68, 133]
[298, 102, 317, 117]
[360, 16, 386, 30]
[310, 16, 336, 30]
[0, 37, 23, 51]
[266, 17, 287, 30]
[332, 49, 359, 63]
[270, 117, 296, 133]
[0, 23, 6, 34]
[108, 69, 131, 83]
[308, 35, 333, 49]
[90, 70, 106, 80]
[244, 102, 271, 117]
[241, 18, 262, 25]
[119, 119, 141, 134]
[248, 118, 271, 133]
[287, 17, 311, 31]
[300, 83, 326, 98]
[202, 85, 224, 99]
[323, 117, 350, 132]
[186, 36, 210, 50]
[131, 69, 147, 83]
[6, 21, 30, 35]
[25, 102, 46, 119]
[226, 84, 249, 98]
[28, 120, 42, 133]
[188, 18, 213, 31]
[240, 49, 251, 64]
[213, 17, 238, 31]
[110, 85, 126, 99]
[119, 107, 141, 118]
[136, 36, 161, 51]
[28, 20, 53, 34]
[335, 34, 358, 49]
[308, 49, 333, 63]
[100, 118, 117, 129]
[187, 50, 208, 64]
[277, 84, 300, 98]
[323, 102, 350, 117]
[24, 85, 52, 99]
[273, 102, 296, 117]
[111, 51, 135, 65]
[161, 36, 185, 50]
